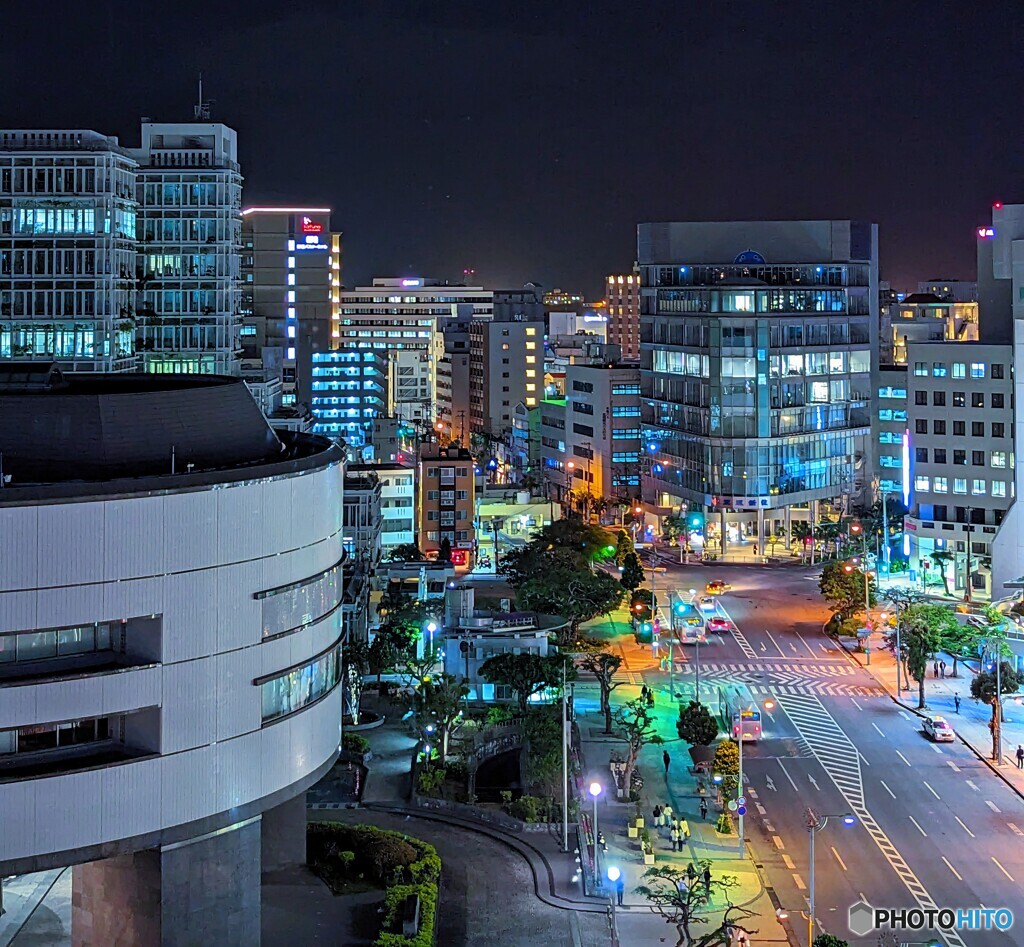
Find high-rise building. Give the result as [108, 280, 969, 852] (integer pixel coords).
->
[240, 207, 341, 405]
[337, 278, 490, 423]
[310, 349, 390, 458]
[889, 292, 978, 365]
[132, 122, 243, 374]
[605, 272, 641, 360]
[437, 309, 473, 441]
[0, 130, 139, 371]
[638, 220, 876, 554]
[469, 286, 544, 436]
[417, 443, 476, 565]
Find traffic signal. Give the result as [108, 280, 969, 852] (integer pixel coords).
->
[850, 521, 862, 536]
[689, 512, 704, 530]
[674, 601, 688, 614]
[641, 621, 652, 634]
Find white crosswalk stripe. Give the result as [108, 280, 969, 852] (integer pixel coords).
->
[674, 665, 883, 698]
[778, 692, 968, 947]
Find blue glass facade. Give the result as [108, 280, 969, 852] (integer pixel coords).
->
[311, 349, 389, 458]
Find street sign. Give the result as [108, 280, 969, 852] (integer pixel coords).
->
[737, 805, 747, 816]
[738, 796, 746, 806]
[727, 800, 738, 811]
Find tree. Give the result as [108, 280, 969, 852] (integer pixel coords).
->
[662, 513, 684, 543]
[438, 537, 452, 562]
[409, 673, 468, 759]
[369, 624, 418, 686]
[615, 529, 634, 565]
[630, 587, 654, 623]
[712, 740, 740, 798]
[479, 652, 563, 714]
[812, 935, 850, 947]
[341, 639, 370, 724]
[634, 861, 740, 947]
[386, 542, 423, 562]
[620, 551, 645, 592]
[819, 560, 874, 623]
[971, 655, 1021, 762]
[929, 549, 955, 595]
[902, 604, 943, 709]
[578, 651, 625, 734]
[677, 701, 719, 747]
[518, 555, 624, 646]
[614, 697, 664, 802]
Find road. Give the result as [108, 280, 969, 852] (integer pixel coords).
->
[627, 558, 1024, 947]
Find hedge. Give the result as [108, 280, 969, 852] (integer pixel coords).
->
[374, 882, 438, 947]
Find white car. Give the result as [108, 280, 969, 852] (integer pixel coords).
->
[923, 716, 955, 742]
[698, 596, 717, 613]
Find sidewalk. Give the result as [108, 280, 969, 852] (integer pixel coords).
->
[576, 689, 789, 943]
[845, 631, 1024, 798]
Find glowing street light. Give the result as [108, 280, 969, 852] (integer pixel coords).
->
[589, 781, 603, 882]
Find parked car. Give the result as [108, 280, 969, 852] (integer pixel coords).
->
[706, 616, 731, 634]
[705, 579, 731, 594]
[923, 716, 955, 742]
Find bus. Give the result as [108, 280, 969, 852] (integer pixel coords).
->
[718, 684, 762, 742]
[677, 623, 707, 645]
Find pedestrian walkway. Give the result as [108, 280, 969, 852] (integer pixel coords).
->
[575, 689, 788, 944]
[846, 630, 1024, 798]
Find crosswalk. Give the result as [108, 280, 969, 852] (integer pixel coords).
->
[694, 662, 858, 677]
[669, 662, 884, 697]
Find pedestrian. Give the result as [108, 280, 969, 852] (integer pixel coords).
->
[940, 660, 947, 679]
[662, 804, 673, 831]
[653, 804, 663, 827]
[663, 750, 671, 775]
[641, 684, 649, 702]
[679, 818, 690, 843]
[1016, 745, 1024, 770]
[933, 659, 939, 678]
[686, 862, 697, 885]
[954, 693, 961, 714]
[699, 797, 708, 821]
[648, 688, 655, 707]
[703, 865, 712, 893]
[670, 825, 679, 851]
[615, 875, 625, 906]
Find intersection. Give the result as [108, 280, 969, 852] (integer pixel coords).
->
[592, 559, 1024, 947]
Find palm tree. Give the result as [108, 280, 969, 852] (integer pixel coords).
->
[930, 549, 955, 596]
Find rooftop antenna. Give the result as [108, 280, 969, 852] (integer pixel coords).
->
[194, 73, 212, 121]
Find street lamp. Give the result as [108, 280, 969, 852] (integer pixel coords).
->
[589, 781, 603, 885]
[807, 810, 856, 946]
[425, 621, 438, 658]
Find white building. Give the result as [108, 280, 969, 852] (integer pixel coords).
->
[0, 367, 344, 945]
[359, 462, 416, 553]
[338, 278, 492, 423]
[132, 122, 243, 375]
[0, 130, 139, 371]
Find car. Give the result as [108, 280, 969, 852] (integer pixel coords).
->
[698, 596, 716, 612]
[923, 716, 955, 742]
[705, 579, 731, 594]
[706, 616, 731, 634]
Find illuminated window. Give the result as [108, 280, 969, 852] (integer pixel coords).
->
[914, 475, 930, 491]
[287, 347, 296, 360]
[952, 362, 966, 378]
[992, 451, 1007, 468]
[953, 478, 967, 494]
[526, 342, 536, 350]
[526, 397, 537, 406]
[287, 256, 295, 269]
[288, 307, 296, 319]
[288, 240, 296, 252]
[526, 384, 536, 391]
[993, 481, 1007, 497]
[525, 370, 536, 378]
[970, 362, 986, 378]
[933, 477, 947, 493]
[288, 325, 296, 338]
[502, 343, 510, 350]
[526, 356, 536, 364]
[288, 291, 296, 303]
[525, 327, 537, 336]
[972, 479, 987, 495]
[287, 273, 296, 285]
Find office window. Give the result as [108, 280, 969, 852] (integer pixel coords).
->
[972, 421, 984, 437]
[914, 362, 928, 376]
[932, 363, 947, 377]
[972, 450, 985, 465]
[953, 421, 965, 436]
[260, 643, 341, 723]
[970, 362, 985, 378]
[953, 450, 966, 466]
[501, 343, 509, 350]
[914, 391, 927, 405]
[934, 449, 946, 464]
[915, 419, 927, 434]
[914, 475, 930, 491]
[972, 479, 987, 495]
[933, 420, 946, 435]
[993, 422, 1005, 438]
[993, 393, 1005, 409]
[992, 451, 1007, 468]
[993, 481, 1007, 498]
[526, 327, 537, 336]
[972, 392, 985, 408]
[952, 391, 965, 407]
[953, 478, 967, 494]
[952, 362, 966, 379]
[932, 391, 945, 407]
[915, 447, 928, 463]
[933, 477, 948, 494]
[992, 364, 1005, 379]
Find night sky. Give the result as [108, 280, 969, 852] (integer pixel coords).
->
[3, 1, 1020, 297]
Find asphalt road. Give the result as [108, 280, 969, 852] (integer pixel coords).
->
[637, 559, 1024, 947]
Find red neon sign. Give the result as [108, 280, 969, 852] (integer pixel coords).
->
[301, 215, 323, 234]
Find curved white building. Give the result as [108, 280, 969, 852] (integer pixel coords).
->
[0, 367, 345, 945]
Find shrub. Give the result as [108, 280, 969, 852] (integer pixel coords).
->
[486, 705, 515, 726]
[509, 794, 544, 823]
[307, 823, 437, 891]
[445, 758, 469, 786]
[374, 882, 438, 947]
[342, 732, 371, 755]
[716, 813, 733, 835]
[416, 767, 445, 796]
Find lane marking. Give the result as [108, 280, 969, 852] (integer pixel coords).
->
[773, 835, 786, 850]
[880, 780, 896, 799]
[946, 761, 961, 773]
[909, 816, 927, 837]
[793, 873, 806, 891]
[808, 775, 821, 791]
[1007, 823, 1024, 837]
[755, 804, 767, 815]
[966, 780, 980, 792]
[850, 697, 863, 712]
[898, 710, 912, 720]
[831, 846, 848, 871]
[992, 857, 1014, 882]
[986, 800, 1001, 813]
[782, 854, 795, 869]
[942, 856, 963, 881]
[765, 775, 777, 792]
[931, 744, 944, 754]
[764, 628, 786, 656]
[872, 723, 885, 737]
[778, 759, 799, 793]
[795, 631, 817, 657]
[955, 816, 975, 838]
[895, 750, 912, 767]
[923, 781, 940, 800]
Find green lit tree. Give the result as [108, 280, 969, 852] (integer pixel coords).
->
[620, 551, 645, 592]
[677, 700, 719, 747]
[614, 697, 664, 802]
[479, 652, 564, 714]
[615, 529, 634, 565]
[409, 673, 469, 759]
[578, 651, 625, 734]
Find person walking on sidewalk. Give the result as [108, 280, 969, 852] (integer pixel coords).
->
[653, 804, 663, 827]
[670, 825, 679, 852]
[662, 804, 673, 835]
[699, 797, 708, 821]
[663, 749, 671, 775]
[703, 865, 712, 894]
[933, 659, 939, 678]
[679, 817, 690, 843]
[1016, 745, 1024, 769]
[686, 862, 697, 886]
[954, 693, 961, 714]
[940, 660, 947, 679]
[615, 874, 625, 906]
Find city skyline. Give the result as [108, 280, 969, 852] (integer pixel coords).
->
[2, 0, 1020, 296]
